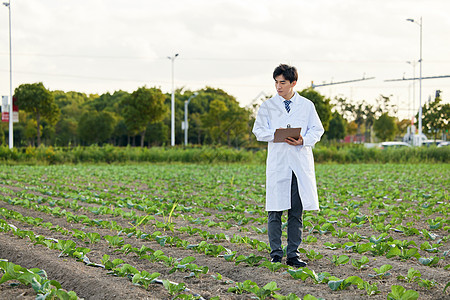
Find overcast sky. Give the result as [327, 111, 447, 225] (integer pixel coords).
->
[1, 0, 449, 120]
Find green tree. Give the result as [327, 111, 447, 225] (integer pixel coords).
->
[146, 121, 169, 146]
[197, 87, 250, 146]
[24, 119, 39, 146]
[327, 111, 346, 141]
[373, 113, 398, 141]
[53, 90, 94, 146]
[299, 88, 332, 131]
[421, 96, 449, 141]
[14, 82, 60, 146]
[56, 118, 78, 146]
[78, 111, 116, 145]
[122, 87, 168, 147]
[202, 99, 228, 144]
[364, 103, 377, 143]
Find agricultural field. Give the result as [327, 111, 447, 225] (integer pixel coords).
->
[0, 163, 448, 300]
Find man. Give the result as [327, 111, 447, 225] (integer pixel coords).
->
[252, 64, 324, 267]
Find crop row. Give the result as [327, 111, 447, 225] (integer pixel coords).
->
[1, 163, 449, 299]
[0, 259, 78, 300]
[2, 183, 448, 268]
[1, 192, 448, 299]
[0, 209, 331, 300]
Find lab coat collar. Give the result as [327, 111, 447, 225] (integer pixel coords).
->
[276, 92, 301, 115]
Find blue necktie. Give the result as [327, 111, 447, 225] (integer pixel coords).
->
[284, 100, 291, 113]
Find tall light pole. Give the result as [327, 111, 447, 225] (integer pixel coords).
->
[168, 53, 179, 146]
[3, 0, 13, 149]
[407, 17, 422, 144]
[184, 92, 198, 146]
[406, 60, 417, 124]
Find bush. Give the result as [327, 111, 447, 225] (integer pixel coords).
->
[0, 144, 448, 164]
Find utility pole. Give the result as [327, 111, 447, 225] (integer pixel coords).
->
[3, 0, 13, 148]
[168, 53, 179, 146]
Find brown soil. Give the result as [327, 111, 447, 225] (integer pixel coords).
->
[0, 166, 449, 300]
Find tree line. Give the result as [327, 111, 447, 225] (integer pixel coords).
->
[0, 82, 448, 147]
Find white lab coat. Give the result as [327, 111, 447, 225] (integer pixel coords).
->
[252, 92, 324, 211]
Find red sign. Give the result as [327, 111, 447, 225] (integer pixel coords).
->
[13, 96, 18, 112]
[1, 112, 8, 122]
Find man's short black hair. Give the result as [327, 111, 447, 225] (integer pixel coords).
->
[273, 64, 298, 83]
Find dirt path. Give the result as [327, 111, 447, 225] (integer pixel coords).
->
[0, 232, 161, 300]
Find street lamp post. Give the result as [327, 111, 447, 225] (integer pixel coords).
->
[3, 0, 13, 149]
[406, 60, 417, 124]
[184, 92, 198, 146]
[168, 53, 179, 147]
[406, 17, 423, 145]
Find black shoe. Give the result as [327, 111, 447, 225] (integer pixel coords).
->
[286, 257, 307, 268]
[271, 255, 282, 263]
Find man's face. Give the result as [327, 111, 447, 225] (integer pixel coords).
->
[274, 74, 297, 100]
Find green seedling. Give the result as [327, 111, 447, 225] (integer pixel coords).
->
[248, 281, 280, 300]
[421, 229, 438, 241]
[305, 235, 317, 244]
[313, 223, 336, 235]
[418, 256, 440, 267]
[259, 261, 288, 272]
[386, 246, 420, 260]
[387, 285, 419, 300]
[251, 226, 267, 234]
[369, 233, 389, 244]
[287, 267, 329, 284]
[101, 254, 124, 270]
[71, 229, 86, 240]
[353, 243, 371, 254]
[370, 264, 392, 279]
[360, 281, 380, 296]
[327, 254, 349, 266]
[86, 232, 101, 244]
[54, 240, 76, 257]
[287, 268, 309, 281]
[104, 235, 124, 248]
[131, 271, 160, 289]
[417, 279, 436, 290]
[235, 253, 265, 267]
[427, 218, 443, 230]
[163, 279, 186, 296]
[228, 280, 257, 294]
[420, 241, 440, 253]
[323, 242, 341, 250]
[351, 256, 370, 270]
[273, 293, 301, 300]
[398, 248, 420, 260]
[397, 267, 421, 283]
[328, 276, 363, 291]
[299, 248, 323, 261]
[395, 225, 420, 236]
[305, 269, 330, 284]
[332, 229, 348, 238]
[223, 251, 236, 262]
[370, 242, 390, 256]
[112, 264, 138, 277]
[347, 232, 363, 242]
[0, 260, 79, 299]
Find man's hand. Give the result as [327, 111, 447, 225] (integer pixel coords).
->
[285, 135, 303, 146]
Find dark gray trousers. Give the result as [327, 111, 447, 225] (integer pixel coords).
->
[268, 172, 303, 259]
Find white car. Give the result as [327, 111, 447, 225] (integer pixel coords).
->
[437, 141, 450, 147]
[380, 141, 412, 149]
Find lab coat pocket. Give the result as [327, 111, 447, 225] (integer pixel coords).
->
[299, 147, 315, 174]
